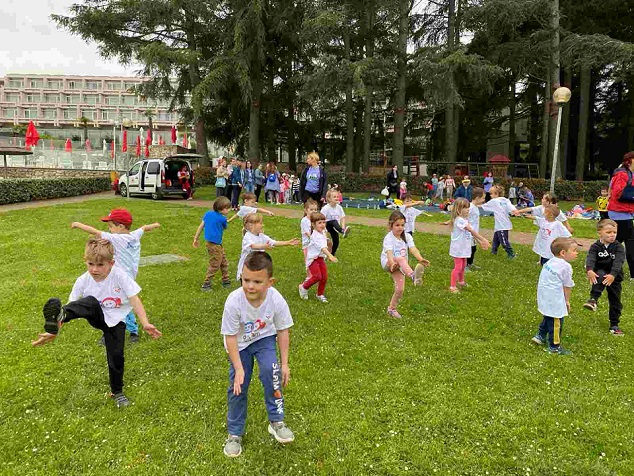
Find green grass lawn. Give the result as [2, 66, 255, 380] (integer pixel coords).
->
[1, 195, 632, 474]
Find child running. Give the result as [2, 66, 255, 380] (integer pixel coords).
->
[466, 187, 486, 271]
[530, 204, 572, 265]
[398, 194, 427, 236]
[381, 210, 429, 318]
[516, 192, 574, 233]
[531, 237, 578, 354]
[221, 252, 295, 457]
[236, 213, 299, 281]
[227, 192, 275, 223]
[449, 198, 490, 293]
[583, 219, 625, 335]
[71, 208, 160, 344]
[321, 188, 350, 257]
[299, 212, 337, 303]
[480, 184, 518, 259]
[31, 238, 162, 407]
[193, 196, 232, 291]
[301, 199, 319, 277]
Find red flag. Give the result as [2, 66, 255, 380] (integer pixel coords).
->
[182, 132, 188, 148]
[144, 144, 150, 158]
[171, 126, 177, 144]
[159, 135, 165, 145]
[146, 128, 152, 146]
[122, 130, 128, 152]
[65, 138, 72, 152]
[85, 139, 92, 152]
[25, 121, 40, 150]
[135, 135, 141, 157]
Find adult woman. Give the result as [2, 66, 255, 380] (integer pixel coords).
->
[224, 158, 235, 199]
[264, 162, 281, 204]
[607, 151, 634, 279]
[214, 157, 229, 198]
[244, 160, 255, 193]
[386, 165, 399, 198]
[254, 163, 265, 202]
[230, 159, 244, 210]
[483, 172, 494, 201]
[299, 151, 328, 204]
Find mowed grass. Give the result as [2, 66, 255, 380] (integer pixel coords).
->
[1, 195, 632, 475]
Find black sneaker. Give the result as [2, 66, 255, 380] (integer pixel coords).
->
[129, 333, 139, 343]
[111, 392, 130, 408]
[583, 299, 598, 311]
[43, 298, 64, 334]
[221, 281, 232, 289]
[610, 326, 625, 336]
[201, 283, 211, 292]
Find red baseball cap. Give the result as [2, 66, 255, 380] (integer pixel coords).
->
[100, 208, 133, 226]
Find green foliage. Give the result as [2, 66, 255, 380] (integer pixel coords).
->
[0, 178, 111, 205]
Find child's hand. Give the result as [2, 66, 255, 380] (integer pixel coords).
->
[192, 238, 200, 248]
[233, 367, 245, 395]
[587, 270, 598, 284]
[388, 260, 398, 272]
[289, 238, 300, 246]
[602, 274, 615, 286]
[281, 364, 291, 387]
[442, 220, 450, 226]
[480, 239, 490, 251]
[70, 222, 78, 229]
[511, 210, 521, 216]
[418, 258, 430, 267]
[268, 211, 275, 216]
[31, 332, 57, 346]
[143, 323, 162, 339]
[328, 255, 338, 263]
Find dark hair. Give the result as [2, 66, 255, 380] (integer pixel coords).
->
[242, 192, 256, 202]
[388, 210, 406, 241]
[471, 187, 485, 200]
[213, 196, 231, 212]
[244, 251, 273, 277]
[550, 237, 577, 257]
[622, 151, 634, 168]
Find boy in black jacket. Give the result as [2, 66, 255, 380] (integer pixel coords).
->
[583, 219, 625, 335]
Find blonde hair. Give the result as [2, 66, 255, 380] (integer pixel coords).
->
[243, 213, 263, 235]
[326, 188, 339, 202]
[544, 204, 560, 220]
[542, 192, 558, 204]
[84, 238, 114, 263]
[303, 198, 319, 216]
[450, 198, 470, 225]
[307, 151, 320, 163]
[597, 219, 618, 231]
[492, 184, 505, 196]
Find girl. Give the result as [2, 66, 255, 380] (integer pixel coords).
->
[449, 198, 490, 293]
[434, 176, 445, 201]
[445, 175, 455, 198]
[264, 162, 281, 204]
[399, 180, 408, 200]
[236, 213, 299, 281]
[301, 199, 319, 278]
[299, 212, 337, 303]
[321, 188, 350, 256]
[243, 160, 255, 193]
[381, 211, 429, 319]
[178, 165, 192, 199]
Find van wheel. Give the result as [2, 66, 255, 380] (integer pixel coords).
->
[119, 184, 127, 196]
[151, 192, 162, 200]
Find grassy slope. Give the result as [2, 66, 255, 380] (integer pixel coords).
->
[0, 196, 631, 475]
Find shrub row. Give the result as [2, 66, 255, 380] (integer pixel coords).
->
[0, 177, 111, 205]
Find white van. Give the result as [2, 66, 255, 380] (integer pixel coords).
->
[118, 154, 202, 200]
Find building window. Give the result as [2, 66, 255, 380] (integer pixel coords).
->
[63, 109, 77, 120]
[83, 95, 99, 105]
[85, 81, 101, 90]
[64, 94, 80, 104]
[67, 81, 76, 89]
[29, 79, 44, 88]
[42, 108, 57, 119]
[3, 108, 17, 118]
[101, 110, 113, 120]
[24, 108, 38, 119]
[81, 110, 97, 120]
[106, 82, 122, 90]
[47, 80, 61, 89]
[5, 93, 19, 103]
[25, 94, 38, 103]
[120, 95, 136, 105]
[7, 79, 23, 88]
[104, 96, 120, 106]
[124, 81, 139, 91]
[44, 94, 59, 103]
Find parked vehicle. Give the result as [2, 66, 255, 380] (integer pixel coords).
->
[118, 154, 202, 200]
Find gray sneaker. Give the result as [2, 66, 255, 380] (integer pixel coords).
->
[412, 264, 425, 286]
[268, 421, 295, 444]
[111, 392, 130, 408]
[223, 435, 242, 457]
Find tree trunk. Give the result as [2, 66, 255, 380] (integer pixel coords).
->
[559, 67, 572, 178]
[267, 73, 276, 162]
[529, 81, 540, 164]
[508, 80, 516, 160]
[344, 27, 355, 172]
[354, 101, 364, 172]
[628, 73, 634, 151]
[392, 0, 411, 169]
[362, 5, 375, 173]
[445, 0, 457, 163]
[249, 75, 262, 162]
[540, 74, 551, 177]
[185, 27, 209, 165]
[548, 0, 560, 179]
[575, 65, 591, 180]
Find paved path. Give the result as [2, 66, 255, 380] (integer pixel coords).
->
[0, 191, 114, 213]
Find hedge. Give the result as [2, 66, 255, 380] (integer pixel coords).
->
[0, 177, 112, 205]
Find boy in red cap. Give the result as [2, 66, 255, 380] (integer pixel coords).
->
[71, 208, 160, 343]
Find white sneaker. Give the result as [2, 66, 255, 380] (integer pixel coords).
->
[316, 295, 328, 303]
[298, 284, 308, 300]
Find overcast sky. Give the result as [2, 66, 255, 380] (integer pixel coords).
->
[0, 0, 140, 77]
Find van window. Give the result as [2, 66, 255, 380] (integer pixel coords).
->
[147, 162, 160, 174]
[129, 163, 141, 176]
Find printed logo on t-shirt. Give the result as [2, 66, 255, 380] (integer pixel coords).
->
[598, 250, 615, 259]
[102, 297, 122, 308]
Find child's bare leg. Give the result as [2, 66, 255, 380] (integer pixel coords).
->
[393, 256, 413, 276]
[389, 272, 405, 309]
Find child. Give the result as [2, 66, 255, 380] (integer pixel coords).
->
[291, 175, 300, 203]
[596, 188, 609, 220]
[508, 181, 517, 204]
[301, 199, 319, 276]
[71, 208, 160, 344]
[399, 180, 408, 200]
[236, 213, 299, 281]
[445, 176, 455, 199]
[480, 184, 518, 259]
[321, 189, 350, 256]
[381, 211, 429, 318]
[516, 192, 574, 234]
[227, 192, 275, 223]
[193, 196, 232, 291]
[31, 238, 162, 407]
[434, 176, 445, 201]
[466, 187, 486, 271]
[530, 204, 572, 266]
[398, 194, 426, 235]
[531, 237, 578, 354]
[299, 212, 338, 303]
[178, 165, 192, 200]
[221, 252, 294, 457]
[449, 198, 490, 293]
[583, 219, 625, 335]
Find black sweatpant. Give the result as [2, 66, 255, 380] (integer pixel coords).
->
[326, 220, 344, 256]
[590, 272, 623, 327]
[62, 296, 126, 394]
[614, 218, 634, 278]
[467, 245, 477, 266]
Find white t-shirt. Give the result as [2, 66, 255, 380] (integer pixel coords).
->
[221, 287, 294, 352]
[300, 216, 312, 249]
[398, 205, 423, 233]
[237, 231, 276, 281]
[532, 218, 572, 259]
[306, 230, 328, 266]
[101, 229, 144, 278]
[321, 204, 345, 223]
[237, 205, 258, 218]
[449, 217, 472, 258]
[69, 267, 141, 327]
[529, 205, 568, 223]
[380, 232, 415, 270]
[481, 197, 516, 231]
[468, 203, 480, 233]
[537, 257, 574, 318]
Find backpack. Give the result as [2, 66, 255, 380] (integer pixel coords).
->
[268, 173, 276, 183]
[617, 170, 634, 203]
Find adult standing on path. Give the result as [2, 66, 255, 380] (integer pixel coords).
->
[483, 172, 494, 201]
[225, 158, 235, 200]
[254, 163, 265, 202]
[214, 157, 229, 198]
[386, 165, 400, 198]
[608, 151, 634, 279]
[264, 162, 282, 204]
[230, 159, 245, 210]
[300, 151, 328, 205]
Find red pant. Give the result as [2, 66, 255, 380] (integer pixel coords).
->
[181, 179, 192, 198]
[303, 257, 328, 295]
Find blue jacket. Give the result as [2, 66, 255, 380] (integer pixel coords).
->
[454, 185, 472, 201]
[230, 167, 244, 186]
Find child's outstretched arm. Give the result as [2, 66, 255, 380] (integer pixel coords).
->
[226, 334, 245, 395]
[563, 220, 574, 234]
[141, 222, 161, 232]
[129, 295, 162, 339]
[192, 222, 205, 248]
[227, 214, 239, 223]
[409, 247, 430, 267]
[250, 243, 274, 250]
[277, 328, 291, 386]
[271, 238, 300, 247]
[321, 246, 338, 263]
[70, 222, 102, 238]
[257, 207, 275, 216]
[465, 224, 490, 250]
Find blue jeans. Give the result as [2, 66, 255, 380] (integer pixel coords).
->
[227, 335, 284, 436]
[125, 311, 138, 335]
[244, 182, 254, 193]
[537, 315, 564, 350]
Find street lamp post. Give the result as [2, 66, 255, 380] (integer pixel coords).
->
[550, 86, 571, 194]
[113, 119, 119, 171]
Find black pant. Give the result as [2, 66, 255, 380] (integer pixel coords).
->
[599, 211, 609, 220]
[537, 315, 564, 349]
[255, 184, 263, 202]
[467, 245, 477, 265]
[302, 190, 322, 206]
[590, 272, 623, 327]
[492, 230, 514, 257]
[615, 218, 634, 278]
[216, 187, 226, 198]
[231, 185, 241, 209]
[225, 184, 234, 200]
[62, 296, 126, 394]
[292, 190, 300, 202]
[326, 220, 344, 256]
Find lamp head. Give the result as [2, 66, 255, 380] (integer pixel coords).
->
[121, 118, 133, 128]
[553, 87, 571, 105]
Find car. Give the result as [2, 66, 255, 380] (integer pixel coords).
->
[118, 154, 202, 200]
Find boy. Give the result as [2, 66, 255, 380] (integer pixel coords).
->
[583, 219, 625, 335]
[221, 252, 294, 457]
[596, 188, 609, 220]
[531, 204, 571, 266]
[480, 184, 519, 259]
[227, 192, 274, 223]
[467, 187, 486, 271]
[531, 237, 578, 354]
[398, 194, 426, 236]
[193, 196, 232, 291]
[31, 238, 162, 407]
[71, 208, 160, 343]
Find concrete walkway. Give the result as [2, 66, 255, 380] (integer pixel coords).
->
[0, 191, 114, 213]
